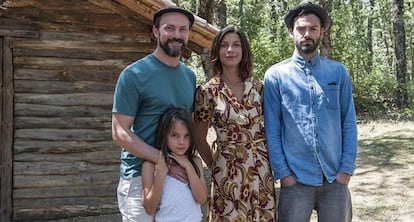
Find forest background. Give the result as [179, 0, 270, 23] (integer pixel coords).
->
[176, 0, 413, 119]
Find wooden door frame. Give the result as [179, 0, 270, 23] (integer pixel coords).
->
[1, 36, 13, 222]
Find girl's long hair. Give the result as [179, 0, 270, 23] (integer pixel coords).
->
[155, 108, 201, 176]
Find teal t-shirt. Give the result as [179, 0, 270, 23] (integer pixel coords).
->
[112, 54, 196, 178]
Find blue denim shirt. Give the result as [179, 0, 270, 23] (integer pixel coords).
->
[263, 53, 357, 186]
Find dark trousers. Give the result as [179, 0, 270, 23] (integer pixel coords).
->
[278, 180, 352, 222]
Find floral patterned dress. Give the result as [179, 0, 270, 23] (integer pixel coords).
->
[195, 77, 276, 222]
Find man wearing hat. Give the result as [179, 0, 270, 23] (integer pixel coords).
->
[112, 5, 196, 222]
[263, 1, 357, 221]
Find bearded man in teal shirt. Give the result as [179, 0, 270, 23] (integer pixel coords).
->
[112, 6, 196, 222]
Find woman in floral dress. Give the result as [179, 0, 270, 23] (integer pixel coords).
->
[194, 25, 276, 222]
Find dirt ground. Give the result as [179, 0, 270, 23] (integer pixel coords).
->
[206, 121, 414, 222]
[346, 120, 414, 222]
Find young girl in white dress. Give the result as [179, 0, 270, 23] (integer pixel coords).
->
[141, 108, 208, 222]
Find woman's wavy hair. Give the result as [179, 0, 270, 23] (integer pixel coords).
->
[210, 25, 254, 80]
[155, 108, 200, 176]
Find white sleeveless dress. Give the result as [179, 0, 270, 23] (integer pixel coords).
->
[155, 175, 202, 222]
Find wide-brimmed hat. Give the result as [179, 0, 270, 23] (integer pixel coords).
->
[284, 1, 330, 30]
[153, 6, 195, 27]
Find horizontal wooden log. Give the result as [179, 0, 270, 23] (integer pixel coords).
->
[15, 93, 113, 106]
[2, 5, 140, 28]
[39, 31, 151, 43]
[14, 197, 117, 211]
[34, 21, 151, 37]
[0, 17, 37, 30]
[14, 213, 121, 222]
[14, 161, 118, 176]
[13, 201, 118, 221]
[0, 28, 39, 38]
[15, 128, 111, 141]
[14, 67, 122, 82]
[14, 149, 119, 163]
[14, 80, 116, 94]
[16, 213, 122, 222]
[0, 17, 40, 38]
[3, 0, 109, 12]
[15, 103, 111, 117]
[15, 116, 111, 129]
[13, 48, 146, 61]
[14, 171, 119, 188]
[13, 184, 118, 199]
[12, 39, 155, 53]
[13, 199, 117, 211]
[14, 140, 117, 154]
[13, 56, 129, 69]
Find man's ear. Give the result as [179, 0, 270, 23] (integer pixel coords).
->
[152, 26, 159, 39]
[320, 27, 325, 38]
[289, 28, 294, 38]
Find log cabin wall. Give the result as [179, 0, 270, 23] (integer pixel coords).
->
[1, 0, 158, 221]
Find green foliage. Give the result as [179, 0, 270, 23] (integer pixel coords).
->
[353, 70, 396, 116]
[250, 33, 292, 79]
[353, 64, 414, 120]
[182, 55, 207, 85]
[187, 0, 414, 118]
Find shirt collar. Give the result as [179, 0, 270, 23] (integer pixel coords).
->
[292, 53, 321, 69]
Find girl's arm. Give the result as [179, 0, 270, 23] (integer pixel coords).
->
[170, 153, 208, 204]
[190, 156, 208, 204]
[141, 154, 169, 215]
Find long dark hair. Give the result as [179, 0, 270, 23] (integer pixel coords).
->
[155, 108, 201, 176]
[210, 25, 254, 80]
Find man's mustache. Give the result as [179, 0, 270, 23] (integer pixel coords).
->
[167, 38, 185, 44]
[301, 38, 315, 44]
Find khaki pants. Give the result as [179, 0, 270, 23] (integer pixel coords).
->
[117, 176, 154, 222]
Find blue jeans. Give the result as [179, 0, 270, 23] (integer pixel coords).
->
[278, 180, 352, 222]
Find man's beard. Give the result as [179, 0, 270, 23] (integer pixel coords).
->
[159, 37, 186, 57]
[296, 37, 320, 54]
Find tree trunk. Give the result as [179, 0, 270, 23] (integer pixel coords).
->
[197, 0, 215, 80]
[392, 0, 407, 108]
[411, 37, 414, 81]
[197, 0, 214, 24]
[408, 38, 414, 81]
[238, 0, 244, 28]
[366, 0, 374, 74]
[319, 0, 332, 58]
[214, 0, 227, 28]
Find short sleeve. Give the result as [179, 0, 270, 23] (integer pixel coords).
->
[112, 69, 141, 117]
[194, 85, 214, 122]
